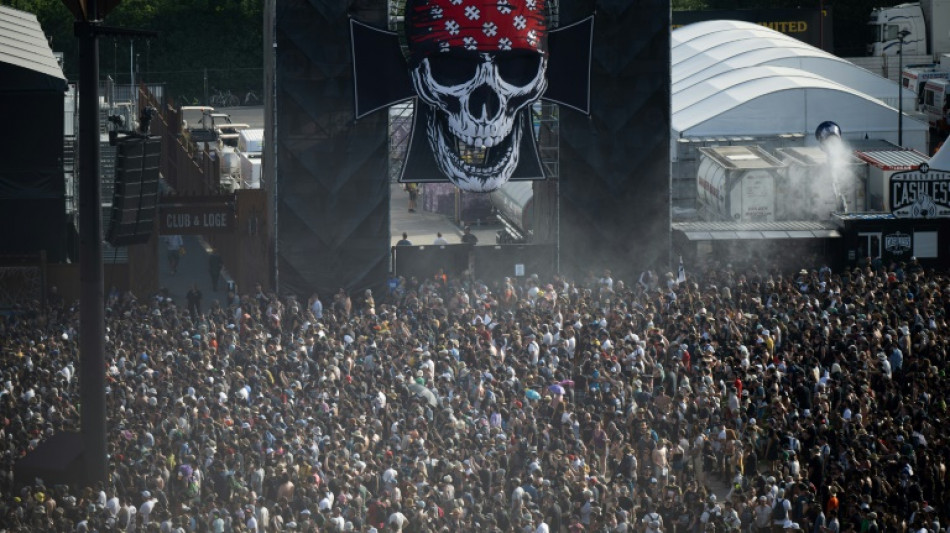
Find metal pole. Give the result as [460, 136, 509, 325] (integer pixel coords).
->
[898, 36, 904, 146]
[78, 0, 108, 484]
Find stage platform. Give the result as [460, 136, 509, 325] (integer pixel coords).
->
[389, 183, 499, 247]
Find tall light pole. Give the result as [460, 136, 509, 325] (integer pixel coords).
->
[897, 29, 910, 146]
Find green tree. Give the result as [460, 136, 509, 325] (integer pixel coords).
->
[673, 0, 710, 10]
[670, 0, 883, 57]
[1, 0, 264, 102]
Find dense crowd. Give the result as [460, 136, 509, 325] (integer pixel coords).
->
[1, 258, 948, 533]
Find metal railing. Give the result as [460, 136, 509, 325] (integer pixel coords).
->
[139, 85, 221, 196]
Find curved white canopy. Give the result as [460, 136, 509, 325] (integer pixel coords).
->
[671, 20, 928, 153]
[672, 20, 912, 107]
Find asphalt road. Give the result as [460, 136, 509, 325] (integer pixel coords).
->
[215, 105, 264, 129]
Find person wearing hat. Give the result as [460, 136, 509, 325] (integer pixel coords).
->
[139, 491, 157, 528]
[245, 504, 259, 532]
[438, 475, 455, 505]
[865, 511, 880, 533]
[700, 494, 722, 528]
[754, 495, 773, 532]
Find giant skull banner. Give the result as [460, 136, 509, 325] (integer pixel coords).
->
[350, 1, 593, 192]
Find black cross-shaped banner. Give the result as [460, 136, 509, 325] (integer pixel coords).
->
[350, 15, 594, 185]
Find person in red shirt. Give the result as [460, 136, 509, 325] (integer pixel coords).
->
[826, 491, 839, 515]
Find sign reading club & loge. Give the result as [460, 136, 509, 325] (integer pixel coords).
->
[350, 1, 593, 192]
[890, 163, 950, 218]
[159, 196, 235, 235]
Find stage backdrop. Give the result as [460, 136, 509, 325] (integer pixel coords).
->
[271, 0, 390, 297]
[558, 0, 671, 280]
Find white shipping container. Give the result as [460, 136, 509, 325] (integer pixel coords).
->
[238, 128, 264, 155]
[696, 146, 784, 222]
[239, 151, 261, 189]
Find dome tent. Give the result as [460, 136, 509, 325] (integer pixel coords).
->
[672, 22, 914, 109]
[930, 139, 950, 170]
[671, 20, 928, 154]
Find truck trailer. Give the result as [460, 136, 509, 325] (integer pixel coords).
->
[696, 146, 785, 223]
[867, 0, 950, 57]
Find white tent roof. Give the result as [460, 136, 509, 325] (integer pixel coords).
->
[671, 20, 928, 153]
[932, 140, 950, 170]
[673, 20, 913, 107]
[0, 5, 65, 87]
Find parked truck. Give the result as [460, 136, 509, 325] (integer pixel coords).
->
[867, 0, 950, 57]
[237, 128, 263, 189]
[921, 78, 950, 136]
[902, 64, 950, 105]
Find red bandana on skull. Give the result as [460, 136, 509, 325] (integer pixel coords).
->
[406, 0, 547, 60]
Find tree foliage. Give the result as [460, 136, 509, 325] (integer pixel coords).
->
[672, 0, 883, 57]
[1, 0, 264, 102]
[3, 0, 888, 100]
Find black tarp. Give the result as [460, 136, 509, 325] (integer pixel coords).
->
[558, 0, 671, 281]
[0, 90, 67, 263]
[0, 7, 68, 262]
[273, 1, 391, 297]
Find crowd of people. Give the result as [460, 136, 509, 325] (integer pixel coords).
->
[1, 258, 948, 533]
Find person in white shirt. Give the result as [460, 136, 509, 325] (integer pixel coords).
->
[754, 495, 773, 532]
[328, 507, 346, 531]
[433, 232, 449, 245]
[139, 492, 157, 527]
[526, 335, 540, 365]
[245, 508, 259, 533]
[533, 509, 550, 533]
[257, 504, 269, 533]
[164, 234, 184, 274]
[309, 293, 323, 319]
[722, 501, 741, 531]
[118, 501, 136, 533]
[387, 504, 409, 531]
[511, 482, 526, 517]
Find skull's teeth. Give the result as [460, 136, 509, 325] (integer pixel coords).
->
[455, 136, 489, 164]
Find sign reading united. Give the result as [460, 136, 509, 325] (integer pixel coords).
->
[890, 164, 950, 219]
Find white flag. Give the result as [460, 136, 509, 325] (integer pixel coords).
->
[677, 256, 686, 284]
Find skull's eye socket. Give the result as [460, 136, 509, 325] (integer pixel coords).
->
[427, 53, 480, 86]
[495, 53, 542, 86]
